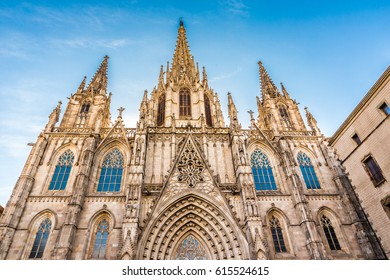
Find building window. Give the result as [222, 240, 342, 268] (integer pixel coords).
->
[352, 133, 362, 145]
[91, 219, 109, 259]
[97, 148, 124, 192]
[381, 196, 390, 220]
[297, 152, 320, 189]
[179, 88, 191, 117]
[379, 102, 390, 115]
[363, 155, 385, 186]
[157, 94, 165, 126]
[29, 218, 52, 259]
[204, 94, 213, 127]
[270, 216, 287, 253]
[321, 215, 341, 251]
[80, 103, 90, 114]
[49, 150, 74, 190]
[76, 102, 90, 127]
[250, 149, 277, 190]
[279, 105, 292, 129]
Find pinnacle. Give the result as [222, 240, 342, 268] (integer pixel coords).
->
[258, 61, 280, 99]
[87, 55, 109, 93]
[171, 19, 196, 79]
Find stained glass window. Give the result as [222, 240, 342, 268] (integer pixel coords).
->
[251, 149, 277, 190]
[179, 88, 191, 117]
[270, 216, 287, 253]
[321, 215, 341, 251]
[297, 152, 320, 189]
[49, 150, 74, 190]
[92, 219, 109, 259]
[204, 94, 212, 127]
[97, 148, 124, 192]
[157, 93, 165, 126]
[29, 218, 52, 259]
[175, 235, 207, 260]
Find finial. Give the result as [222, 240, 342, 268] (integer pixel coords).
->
[179, 17, 184, 27]
[118, 107, 125, 118]
[248, 110, 255, 121]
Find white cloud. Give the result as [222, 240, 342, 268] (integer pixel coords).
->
[210, 67, 243, 82]
[50, 38, 134, 50]
[222, 0, 249, 16]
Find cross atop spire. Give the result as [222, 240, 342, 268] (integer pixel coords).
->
[117, 107, 125, 118]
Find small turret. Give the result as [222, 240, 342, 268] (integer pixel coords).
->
[305, 107, 321, 135]
[45, 101, 62, 132]
[228, 92, 241, 132]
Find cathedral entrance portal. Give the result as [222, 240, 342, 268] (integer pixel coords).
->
[138, 194, 249, 260]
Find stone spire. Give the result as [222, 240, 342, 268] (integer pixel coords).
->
[86, 55, 109, 94]
[280, 82, 291, 99]
[77, 76, 87, 93]
[171, 20, 196, 80]
[304, 107, 321, 135]
[45, 101, 62, 132]
[157, 65, 165, 90]
[258, 61, 280, 100]
[228, 92, 241, 132]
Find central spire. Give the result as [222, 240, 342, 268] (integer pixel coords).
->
[171, 19, 196, 80]
[258, 61, 280, 101]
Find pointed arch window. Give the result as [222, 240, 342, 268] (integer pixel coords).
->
[179, 88, 191, 117]
[204, 94, 212, 127]
[91, 219, 109, 259]
[250, 149, 277, 190]
[279, 105, 292, 129]
[80, 102, 90, 114]
[175, 234, 207, 260]
[157, 93, 165, 126]
[49, 150, 74, 190]
[321, 215, 341, 251]
[97, 148, 124, 192]
[270, 216, 287, 253]
[297, 152, 320, 189]
[29, 218, 52, 259]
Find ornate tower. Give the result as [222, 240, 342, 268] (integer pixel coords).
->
[146, 19, 225, 129]
[60, 56, 111, 131]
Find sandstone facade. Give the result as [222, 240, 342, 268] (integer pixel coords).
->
[0, 22, 385, 260]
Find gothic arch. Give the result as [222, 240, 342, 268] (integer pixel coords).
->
[247, 142, 285, 192]
[22, 209, 57, 260]
[42, 146, 77, 194]
[84, 210, 115, 260]
[48, 143, 79, 166]
[317, 207, 350, 255]
[89, 143, 128, 194]
[172, 230, 212, 260]
[138, 193, 250, 260]
[265, 208, 295, 257]
[94, 140, 130, 166]
[293, 146, 324, 190]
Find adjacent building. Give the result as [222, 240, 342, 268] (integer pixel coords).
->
[0, 21, 384, 260]
[330, 66, 390, 258]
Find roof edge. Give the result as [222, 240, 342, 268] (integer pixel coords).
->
[330, 66, 390, 145]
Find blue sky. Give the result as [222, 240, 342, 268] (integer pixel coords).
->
[0, 0, 390, 205]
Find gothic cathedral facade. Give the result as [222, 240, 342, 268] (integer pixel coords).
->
[0, 22, 385, 260]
